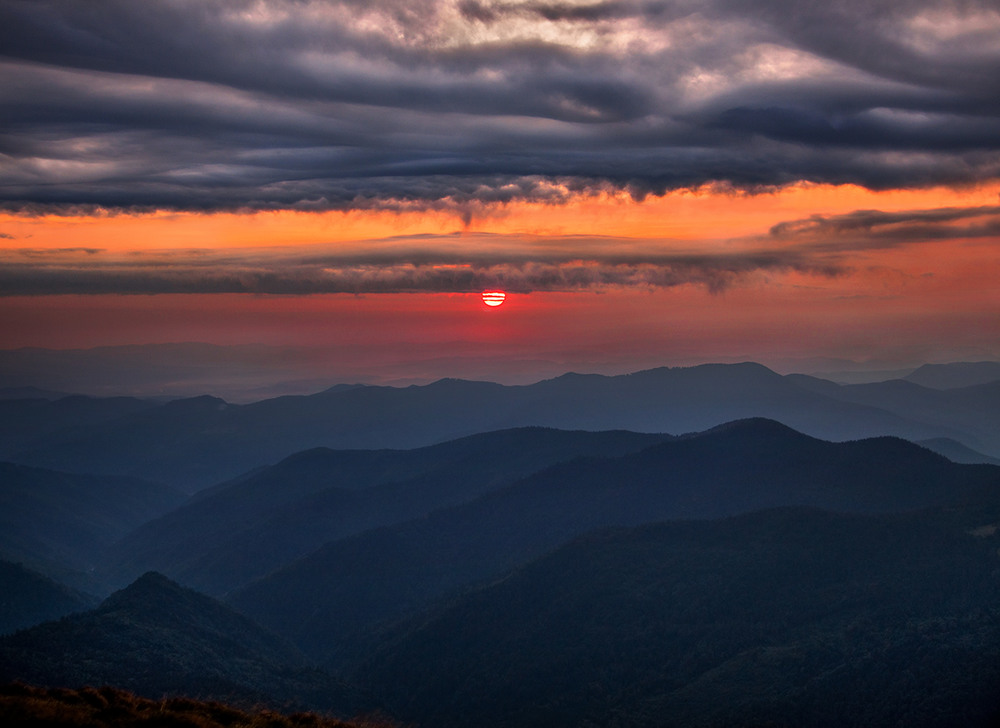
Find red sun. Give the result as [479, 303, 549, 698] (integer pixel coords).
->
[481, 290, 506, 307]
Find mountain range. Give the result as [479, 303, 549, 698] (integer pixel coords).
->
[228, 418, 1000, 664]
[2, 359, 1000, 727]
[0, 462, 182, 590]
[903, 361, 1000, 389]
[104, 427, 668, 595]
[3, 362, 999, 492]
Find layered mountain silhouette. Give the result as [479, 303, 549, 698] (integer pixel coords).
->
[6, 362, 999, 491]
[0, 572, 364, 714]
[903, 361, 1000, 389]
[0, 394, 153, 460]
[3, 360, 1000, 728]
[229, 419, 1000, 663]
[104, 428, 668, 594]
[0, 560, 94, 635]
[788, 375, 1000, 456]
[917, 437, 1000, 465]
[356, 507, 1000, 728]
[0, 462, 182, 589]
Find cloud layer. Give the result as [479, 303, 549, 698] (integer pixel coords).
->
[4, 203, 995, 295]
[2, 0, 999, 213]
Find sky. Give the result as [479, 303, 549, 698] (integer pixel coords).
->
[1, 0, 999, 391]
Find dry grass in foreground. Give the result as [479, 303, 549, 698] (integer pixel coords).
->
[0, 683, 398, 728]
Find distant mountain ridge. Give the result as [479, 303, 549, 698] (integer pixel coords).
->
[0, 386, 73, 401]
[103, 427, 669, 594]
[904, 361, 1000, 389]
[228, 418, 1000, 663]
[0, 462, 183, 590]
[6, 362, 999, 490]
[918, 438, 1000, 466]
[0, 395, 154, 460]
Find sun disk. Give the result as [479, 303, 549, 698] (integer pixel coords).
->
[482, 290, 506, 307]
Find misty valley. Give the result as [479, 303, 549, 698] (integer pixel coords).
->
[2, 362, 1000, 727]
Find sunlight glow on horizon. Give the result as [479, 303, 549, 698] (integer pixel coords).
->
[3, 182, 999, 254]
[1, 182, 997, 370]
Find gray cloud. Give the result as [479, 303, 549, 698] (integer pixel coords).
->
[0, 0, 998, 213]
[768, 205, 1000, 251]
[0, 251, 834, 296]
[7, 200, 994, 296]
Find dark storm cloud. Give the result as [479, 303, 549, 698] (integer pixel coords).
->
[1, 0, 998, 213]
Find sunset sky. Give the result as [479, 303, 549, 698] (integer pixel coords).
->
[1, 0, 999, 389]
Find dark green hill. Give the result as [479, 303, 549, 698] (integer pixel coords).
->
[0, 462, 183, 588]
[12, 362, 988, 491]
[229, 419, 1000, 663]
[356, 507, 1000, 728]
[0, 561, 94, 635]
[0, 572, 363, 715]
[105, 428, 668, 594]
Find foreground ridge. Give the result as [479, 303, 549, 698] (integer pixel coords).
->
[0, 683, 395, 728]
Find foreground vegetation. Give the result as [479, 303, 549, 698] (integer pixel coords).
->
[0, 683, 393, 728]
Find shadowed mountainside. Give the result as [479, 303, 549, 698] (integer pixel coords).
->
[0, 462, 182, 591]
[354, 506, 1000, 728]
[0, 395, 154, 460]
[0, 572, 365, 715]
[917, 438, 1000, 466]
[3, 409, 1000, 727]
[0, 561, 95, 635]
[228, 419, 1000, 664]
[104, 428, 669, 595]
[789, 375, 1000, 457]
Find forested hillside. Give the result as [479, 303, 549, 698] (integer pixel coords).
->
[357, 507, 1000, 728]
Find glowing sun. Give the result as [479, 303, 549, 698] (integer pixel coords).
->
[481, 290, 506, 307]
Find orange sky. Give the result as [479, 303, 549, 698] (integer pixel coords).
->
[0, 185, 1000, 381]
[2, 182, 998, 384]
[3, 0, 999, 396]
[3, 182, 998, 252]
